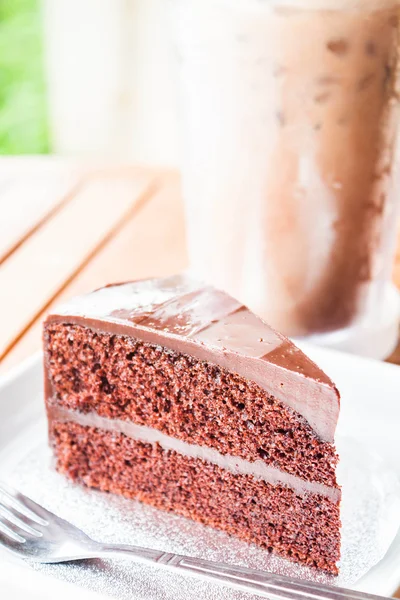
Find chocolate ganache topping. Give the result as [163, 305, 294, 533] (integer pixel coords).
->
[46, 274, 340, 442]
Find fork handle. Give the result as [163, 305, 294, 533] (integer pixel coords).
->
[97, 544, 388, 600]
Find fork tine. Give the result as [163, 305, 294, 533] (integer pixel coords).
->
[0, 518, 26, 543]
[0, 482, 49, 526]
[0, 530, 24, 550]
[0, 504, 43, 537]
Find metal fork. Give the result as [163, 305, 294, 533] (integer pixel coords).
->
[0, 483, 389, 600]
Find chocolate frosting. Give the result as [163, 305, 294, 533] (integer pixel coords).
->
[46, 274, 340, 441]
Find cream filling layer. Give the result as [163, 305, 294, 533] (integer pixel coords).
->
[49, 405, 340, 503]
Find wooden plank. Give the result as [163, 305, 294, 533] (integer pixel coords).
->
[0, 169, 157, 362]
[0, 172, 187, 373]
[0, 172, 81, 264]
[53, 172, 187, 290]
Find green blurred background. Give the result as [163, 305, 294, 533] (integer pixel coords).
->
[0, 0, 49, 154]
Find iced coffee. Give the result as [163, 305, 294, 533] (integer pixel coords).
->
[171, 0, 400, 338]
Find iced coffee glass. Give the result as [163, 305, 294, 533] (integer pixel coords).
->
[170, 0, 400, 355]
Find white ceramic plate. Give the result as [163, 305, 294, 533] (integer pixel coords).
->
[0, 346, 400, 599]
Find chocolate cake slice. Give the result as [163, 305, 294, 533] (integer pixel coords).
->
[43, 274, 341, 574]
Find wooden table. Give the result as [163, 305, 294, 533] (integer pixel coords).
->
[0, 157, 400, 374]
[0, 159, 187, 373]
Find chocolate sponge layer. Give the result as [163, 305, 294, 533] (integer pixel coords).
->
[44, 323, 339, 488]
[50, 419, 340, 574]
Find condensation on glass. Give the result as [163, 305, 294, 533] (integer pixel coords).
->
[170, 0, 400, 338]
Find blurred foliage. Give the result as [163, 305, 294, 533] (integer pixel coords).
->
[0, 0, 49, 154]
